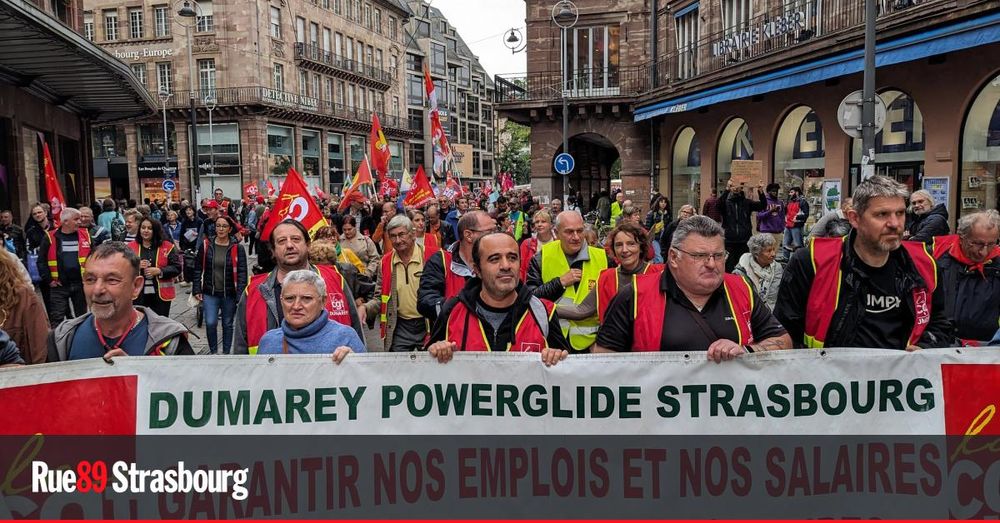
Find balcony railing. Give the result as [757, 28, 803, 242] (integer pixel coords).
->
[293, 42, 394, 89]
[152, 86, 409, 130]
[494, 64, 650, 104]
[496, 0, 939, 104]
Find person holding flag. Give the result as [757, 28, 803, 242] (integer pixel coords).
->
[234, 166, 363, 355]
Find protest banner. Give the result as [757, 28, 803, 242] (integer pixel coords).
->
[1, 350, 998, 519]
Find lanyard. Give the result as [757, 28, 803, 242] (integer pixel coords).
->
[95, 311, 140, 353]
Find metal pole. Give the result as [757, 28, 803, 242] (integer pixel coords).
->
[187, 25, 200, 200]
[161, 98, 169, 182]
[208, 108, 215, 176]
[561, 26, 569, 199]
[861, 0, 876, 180]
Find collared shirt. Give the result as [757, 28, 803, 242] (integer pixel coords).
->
[393, 245, 424, 320]
[596, 269, 786, 351]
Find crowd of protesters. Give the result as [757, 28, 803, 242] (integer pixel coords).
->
[0, 173, 998, 367]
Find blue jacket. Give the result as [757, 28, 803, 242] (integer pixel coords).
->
[258, 312, 366, 354]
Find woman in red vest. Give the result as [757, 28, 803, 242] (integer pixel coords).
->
[130, 217, 182, 317]
[558, 221, 664, 324]
[407, 208, 440, 257]
[194, 215, 248, 354]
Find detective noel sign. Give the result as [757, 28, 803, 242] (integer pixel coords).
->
[0, 349, 997, 518]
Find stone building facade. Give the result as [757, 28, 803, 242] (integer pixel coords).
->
[402, 0, 497, 188]
[499, 0, 1000, 222]
[82, 0, 416, 203]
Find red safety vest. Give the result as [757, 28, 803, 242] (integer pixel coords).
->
[379, 246, 426, 339]
[595, 262, 664, 323]
[46, 229, 91, 283]
[804, 237, 938, 348]
[519, 237, 539, 282]
[433, 250, 469, 301]
[631, 272, 754, 352]
[129, 241, 177, 301]
[423, 233, 441, 258]
[244, 264, 352, 354]
[444, 298, 555, 352]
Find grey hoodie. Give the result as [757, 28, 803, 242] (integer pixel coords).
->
[47, 306, 194, 361]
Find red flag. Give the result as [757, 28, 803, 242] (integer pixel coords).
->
[338, 156, 375, 213]
[424, 66, 437, 112]
[402, 166, 435, 208]
[369, 113, 391, 181]
[39, 135, 66, 228]
[259, 167, 328, 241]
[243, 182, 259, 198]
[444, 171, 464, 199]
[313, 184, 327, 200]
[266, 179, 276, 198]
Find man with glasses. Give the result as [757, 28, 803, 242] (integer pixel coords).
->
[363, 215, 428, 351]
[527, 211, 609, 352]
[594, 216, 789, 359]
[418, 210, 495, 324]
[775, 176, 954, 350]
[930, 210, 1000, 345]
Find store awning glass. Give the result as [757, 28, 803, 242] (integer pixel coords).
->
[635, 11, 1000, 122]
[0, 0, 155, 122]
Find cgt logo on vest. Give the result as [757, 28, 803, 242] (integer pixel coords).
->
[941, 364, 1000, 518]
[329, 293, 346, 313]
[914, 289, 929, 325]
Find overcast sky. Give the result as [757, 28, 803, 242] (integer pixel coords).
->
[429, 0, 528, 78]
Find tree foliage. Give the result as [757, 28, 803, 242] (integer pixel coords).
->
[497, 120, 531, 185]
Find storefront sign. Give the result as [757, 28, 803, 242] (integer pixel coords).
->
[711, 11, 807, 58]
[137, 160, 178, 179]
[923, 177, 950, 211]
[112, 47, 175, 62]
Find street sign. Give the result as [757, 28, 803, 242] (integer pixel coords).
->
[554, 152, 575, 175]
[161, 179, 176, 192]
[163, 167, 176, 179]
[837, 90, 887, 139]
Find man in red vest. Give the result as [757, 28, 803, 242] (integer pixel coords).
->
[233, 219, 363, 354]
[417, 210, 495, 323]
[426, 232, 570, 365]
[594, 216, 791, 361]
[362, 214, 427, 352]
[38, 207, 91, 326]
[775, 175, 955, 350]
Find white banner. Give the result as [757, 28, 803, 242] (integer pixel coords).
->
[2, 349, 998, 436]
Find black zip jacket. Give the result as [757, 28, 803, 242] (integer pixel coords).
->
[427, 280, 571, 352]
[774, 232, 955, 349]
[720, 189, 767, 244]
[936, 251, 1000, 343]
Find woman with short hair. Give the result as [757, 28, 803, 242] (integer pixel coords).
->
[733, 233, 783, 311]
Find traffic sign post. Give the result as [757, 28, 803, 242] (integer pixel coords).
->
[838, 89, 887, 181]
[554, 152, 575, 175]
[162, 179, 176, 192]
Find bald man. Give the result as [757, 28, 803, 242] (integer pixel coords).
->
[526, 211, 608, 352]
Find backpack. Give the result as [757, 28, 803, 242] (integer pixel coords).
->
[111, 213, 127, 242]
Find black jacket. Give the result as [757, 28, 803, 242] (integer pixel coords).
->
[907, 204, 950, 243]
[427, 280, 571, 352]
[720, 189, 767, 244]
[774, 232, 955, 349]
[416, 242, 473, 322]
[0, 224, 27, 261]
[193, 237, 248, 298]
[937, 251, 1000, 343]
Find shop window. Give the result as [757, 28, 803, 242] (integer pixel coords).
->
[195, 123, 240, 176]
[851, 90, 925, 192]
[671, 126, 701, 211]
[267, 124, 294, 177]
[328, 133, 345, 188]
[302, 129, 322, 186]
[959, 72, 1000, 217]
[716, 117, 753, 188]
[774, 106, 828, 224]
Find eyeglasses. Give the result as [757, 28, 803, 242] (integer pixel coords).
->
[673, 247, 728, 264]
[281, 294, 319, 306]
[965, 239, 999, 251]
[388, 230, 412, 241]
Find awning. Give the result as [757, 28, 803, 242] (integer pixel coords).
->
[635, 11, 1000, 122]
[0, 0, 156, 122]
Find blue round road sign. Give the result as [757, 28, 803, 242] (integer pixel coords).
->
[554, 152, 575, 175]
[161, 179, 176, 192]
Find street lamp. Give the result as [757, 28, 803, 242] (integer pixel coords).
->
[551, 0, 578, 199]
[176, 0, 200, 201]
[157, 88, 172, 185]
[204, 94, 217, 178]
[503, 28, 526, 54]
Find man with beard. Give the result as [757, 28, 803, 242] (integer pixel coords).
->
[425, 232, 570, 364]
[775, 176, 954, 350]
[233, 219, 363, 354]
[47, 242, 193, 361]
